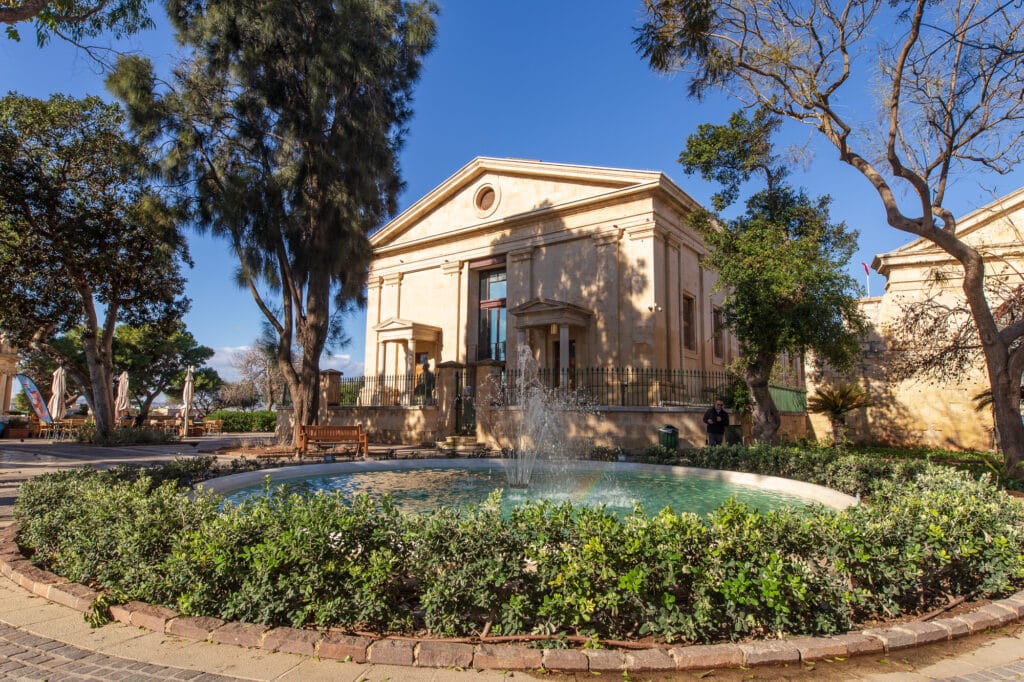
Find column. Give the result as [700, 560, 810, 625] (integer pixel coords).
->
[441, 261, 463, 363]
[365, 275, 383, 374]
[559, 324, 569, 385]
[507, 248, 534, 367]
[382, 272, 404, 320]
[406, 339, 417, 406]
[666, 235, 681, 371]
[592, 228, 622, 365]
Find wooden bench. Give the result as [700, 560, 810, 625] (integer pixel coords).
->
[299, 424, 368, 457]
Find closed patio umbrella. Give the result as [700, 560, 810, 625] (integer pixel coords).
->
[47, 366, 66, 421]
[181, 366, 194, 437]
[115, 371, 130, 417]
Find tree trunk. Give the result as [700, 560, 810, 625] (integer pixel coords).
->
[829, 416, 845, 450]
[745, 353, 781, 443]
[952, 242, 1023, 480]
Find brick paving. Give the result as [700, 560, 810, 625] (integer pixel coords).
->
[0, 623, 241, 681]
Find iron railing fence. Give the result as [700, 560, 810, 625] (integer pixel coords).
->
[494, 367, 736, 408]
[337, 373, 437, 407]
[334, 367, 806, 410]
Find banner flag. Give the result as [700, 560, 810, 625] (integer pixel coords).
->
[15, 374, 53, 424]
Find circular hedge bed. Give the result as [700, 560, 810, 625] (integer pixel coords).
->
[13, 446, 1024, 645]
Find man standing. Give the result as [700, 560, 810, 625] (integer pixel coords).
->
[703, 398, 729, 446]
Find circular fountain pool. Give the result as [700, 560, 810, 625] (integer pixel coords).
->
[203, 459, 856, 517]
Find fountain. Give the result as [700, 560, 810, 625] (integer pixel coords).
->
[482, 343, 591, 488]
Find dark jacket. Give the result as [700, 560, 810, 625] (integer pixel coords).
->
[703, 407, 728, 434]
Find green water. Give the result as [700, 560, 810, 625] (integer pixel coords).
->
[221, 464, 810, 517]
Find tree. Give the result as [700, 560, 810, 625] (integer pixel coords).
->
[108, 0, 437, 446]
[112, 323, 214, 418]
[0, 93, 188, 438]
[165, 367, 223, 416]
[808, 383, 871, 451]
[1, 0, 152, 45]
[215, 381, 260, 412]
[232, 339, 287, 410]
[636, 0, 1024, 479]
[680, 109, 865, 443]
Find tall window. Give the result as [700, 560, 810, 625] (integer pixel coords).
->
[712, 307, 725, 360]
[478, 269, 507, 361]
[682, 294, 696, 351]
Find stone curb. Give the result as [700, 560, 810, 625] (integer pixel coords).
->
[2, 525, 1022, 673]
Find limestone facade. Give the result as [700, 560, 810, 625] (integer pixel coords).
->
[807, 188, 1024, 450]
[363, 157, 739, 378]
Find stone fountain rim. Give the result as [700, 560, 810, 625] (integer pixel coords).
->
[197, 457, 858, 510]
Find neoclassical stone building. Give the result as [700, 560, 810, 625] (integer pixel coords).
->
[363, 157, 738, 380]
[808, 188, 1024, 450]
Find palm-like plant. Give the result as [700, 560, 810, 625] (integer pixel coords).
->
[808, 384, 870, 450]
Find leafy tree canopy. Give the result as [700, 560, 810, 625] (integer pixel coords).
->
[107, 0, 437, 442]
[0, 93, 188, 435]
[1, 0, 152, 45]
[635, 0, 1024, 476]
[112, 323, 214, 417]
[682, 109, 865, 442]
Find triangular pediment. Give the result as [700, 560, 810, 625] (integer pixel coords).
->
[373, 317, 442, 343]
[872, 187, 1024, 275]
[370, 157, 667, 250]
[509, 298, 593, 328]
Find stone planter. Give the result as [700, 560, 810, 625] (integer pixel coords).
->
[2, 427, 30, 439]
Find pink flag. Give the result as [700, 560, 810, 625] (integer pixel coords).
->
[862, 262, 870, 276]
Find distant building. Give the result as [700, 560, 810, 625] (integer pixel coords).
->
[808, 188, 1024, 450]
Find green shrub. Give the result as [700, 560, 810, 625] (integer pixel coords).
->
[15, 469, 219, 603]
[12, 446, 1024, 644]
[75, 425, 178, 446]
[641, 444, 680, 465]
[206, 410, 277, 433]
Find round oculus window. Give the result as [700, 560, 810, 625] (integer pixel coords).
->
[475, 185, 496, 212]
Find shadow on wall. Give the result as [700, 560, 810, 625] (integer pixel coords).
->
[475, 198, 654, 451]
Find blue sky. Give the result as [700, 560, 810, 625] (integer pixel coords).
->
[4, 1, 1023, 381]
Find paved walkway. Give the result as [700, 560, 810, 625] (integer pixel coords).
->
[0, 436, 1022, 681]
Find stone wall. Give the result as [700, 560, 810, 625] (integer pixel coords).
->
[277, 404, 808, 452]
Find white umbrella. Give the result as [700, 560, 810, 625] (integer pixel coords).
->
[115, 371, 130, 417]
[181, 366, 195, 437]
[47, 367, 66, 421]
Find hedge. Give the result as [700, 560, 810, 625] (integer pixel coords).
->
[14, 449, 1024, 644]
[205, 410, 277, 433]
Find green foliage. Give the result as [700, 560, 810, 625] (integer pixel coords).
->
[808, 384, 871, 450]
[677, 109, 865, 443]
[642, 444, 680, 464]
[1, 0, 153, 45]
[75, 425, 178, 446]
[205, 410, 277, 432]
[106, 0, 439, 434]
[0, 93, 188, 438]
[113, 323, 216, 417]
[15, 468, 219, 603]
[808, 384, 871, 419]
[13, 448, 1024, 644]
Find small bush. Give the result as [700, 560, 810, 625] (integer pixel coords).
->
[13, 446, 1024, 644]
[206, 410, 277, 433]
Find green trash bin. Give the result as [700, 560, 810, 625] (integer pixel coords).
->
[725, 424, 742, 445]
[657, 425, 679, 449]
